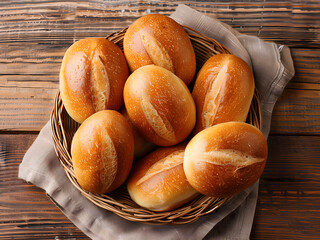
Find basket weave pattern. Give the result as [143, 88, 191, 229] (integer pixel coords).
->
[51, 27, 261, 224]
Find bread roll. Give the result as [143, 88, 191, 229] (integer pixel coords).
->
[123, 65, 196, 146]
[121, 108, 155, 159]
[123, 14, 196, 85]
[127, 145, 198, 211]
[71, 110, 134, 194]
[60, 38, 129, 123]
[192, 54, 255, 134]
[184, 122, 267, 197]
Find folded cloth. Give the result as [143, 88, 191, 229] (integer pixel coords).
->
[19, 4, 294, 240]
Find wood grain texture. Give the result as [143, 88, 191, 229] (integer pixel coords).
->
[252, 135, 320, 239]
[1, 47, 319, 133]
[1, 134, 319, 239]
[0, 134, 88, 239]
[0, 0, 319, 47]
[270, 86, 320, 135]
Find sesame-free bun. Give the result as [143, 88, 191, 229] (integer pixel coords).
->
[123, 14, 196, 85]
[127, 145, 198, 212]
[123, 65, 196, 146]
[192, 54, 255, 134]
[71, 110, 134, 194]
[60, 38, 129, 123]
[184, 122, 268, 197]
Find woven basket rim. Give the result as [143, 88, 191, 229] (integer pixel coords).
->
[51, 26, 262, 225]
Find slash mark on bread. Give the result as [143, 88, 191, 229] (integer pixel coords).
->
[202, 62, 229, 128]
[137, 150, 184, 185]
[196, 149, 265, 167]
[139, 30, 174, 73]
[141, 98, 176, 143]
[90, 51, 110, 112]
[100, 128, 118, 190]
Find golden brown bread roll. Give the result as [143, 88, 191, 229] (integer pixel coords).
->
[192, 54, 255, 134]
[123, 14, 196, 85]
[123, 65, 196, 146]
[184, 122, 268, 197]
[127, 145, 199, 211]
[121, 108, 155, 159]
[71, 110, 134, 194]
[60, 38, 129, 123]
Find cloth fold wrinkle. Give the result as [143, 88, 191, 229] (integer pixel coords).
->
[18, 4, 294, 240]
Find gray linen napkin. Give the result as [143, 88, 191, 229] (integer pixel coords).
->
[18, 4, 294, 240]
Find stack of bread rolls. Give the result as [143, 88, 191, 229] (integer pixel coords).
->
[60, 13, 268, 212]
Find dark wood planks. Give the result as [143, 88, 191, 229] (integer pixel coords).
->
[252, 135, 320, 239]
[270, 86, 320, 135]
[1, 134, 319, 239]
[270, 47, 320, 135]
[0, 0, 319, 47]
[0, 134, 88, 239]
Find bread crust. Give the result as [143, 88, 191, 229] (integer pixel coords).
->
[184, 122, 268, 197]
[71, 110, 134, 194]
[123, 65, 196, 146]
[60, 38, 129, 123]
[121, 108, 155, 159]
[123, 14, 196, 85]
[127, 145, 198, 211]
[192, 54, 255, 134]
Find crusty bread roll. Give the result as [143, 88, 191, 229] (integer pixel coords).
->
[184, 122, 268, 197]
[127, 145, 199, 211]
[60, 38, 129, 123]
[121, 108, 155, 159]
[192, 54, 255, 134]
[123, 14, 196, 85]
[123, 65, 196, 146]
[71, 110, 134, 194]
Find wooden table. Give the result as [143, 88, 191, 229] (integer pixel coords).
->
[1, 1, 319, 239]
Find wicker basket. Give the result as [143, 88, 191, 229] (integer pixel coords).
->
[51, 26, 261, 225]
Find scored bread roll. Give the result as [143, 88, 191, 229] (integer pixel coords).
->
[71, 110, 134, 194]
[123, 65, 196, 146]
[123, 14, 196, 85]
[127, 145, 199, 212]
[184, 122, 268, 197]
[60, 38, 129, 123]
[192, 54, 255, 134]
